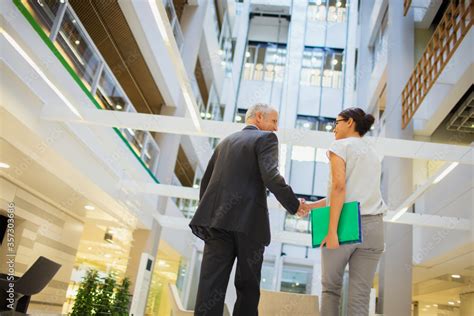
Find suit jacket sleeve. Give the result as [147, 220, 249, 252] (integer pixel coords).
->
[199, 148, 218, 200]
[256, 132, 299, 214]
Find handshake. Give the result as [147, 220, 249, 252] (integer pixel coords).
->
[296, 198, 313, 217]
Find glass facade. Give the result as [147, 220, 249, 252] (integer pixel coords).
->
[243, 42, 287, 82]
[301, 47, 344, 89]
[307, 0, 348, 23]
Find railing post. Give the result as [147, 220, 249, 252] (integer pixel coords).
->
[90, 61, 104, 96]
[49, 0, 68, 42]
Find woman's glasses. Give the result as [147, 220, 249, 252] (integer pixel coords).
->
[332, 118, 347, 128]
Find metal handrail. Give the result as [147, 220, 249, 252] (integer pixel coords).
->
[401, 0, 472, 128]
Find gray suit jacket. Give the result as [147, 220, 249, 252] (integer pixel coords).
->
[189, 125, 299, 246]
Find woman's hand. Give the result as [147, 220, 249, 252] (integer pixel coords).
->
[321, 232, 339, 249]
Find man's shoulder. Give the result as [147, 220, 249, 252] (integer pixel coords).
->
[229, 128, 274, 139]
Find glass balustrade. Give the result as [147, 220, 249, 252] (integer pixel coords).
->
[163, 0, 185, 51]
[218, 12, 234, 77]
[17, 0, 161, 181]
[22, 0, 61, 36]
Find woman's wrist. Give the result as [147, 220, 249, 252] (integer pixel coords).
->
[328, 229, 338, 236]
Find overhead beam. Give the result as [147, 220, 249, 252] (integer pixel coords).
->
[41, 105, 473, 165]
[152, 211, 470, 248]
[119, 181, 471, 231]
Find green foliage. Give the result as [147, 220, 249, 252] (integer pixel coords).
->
[113, 277, 131, 316]
[71, 269, 99, 316]
[70, 269, 132, 316]
[95, 272, 117, 315]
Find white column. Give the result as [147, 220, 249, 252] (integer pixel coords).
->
[279, 1, 306, 129]
[180, 0, 209, 75]
[378, 1, 415, 315]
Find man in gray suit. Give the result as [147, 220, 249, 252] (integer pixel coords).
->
[190, 103, 309, 316]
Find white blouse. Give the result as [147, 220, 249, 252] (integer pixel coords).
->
[326, 137, 387, 216]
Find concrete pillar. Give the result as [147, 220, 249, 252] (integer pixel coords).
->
[180, 0, 209, 75]
[279, 0, 306, 129]
[125, 219, 162, 296]
[460, 291, 474, 316]
[224, 0, 250, 122]
[378, 1, 415, 315]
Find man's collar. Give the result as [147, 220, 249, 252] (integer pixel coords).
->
[243, 124, 259, 131]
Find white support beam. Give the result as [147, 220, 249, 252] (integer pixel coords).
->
[385, 211, 471, 231]
[152, 211, 470, 248]
[40, 105, 474, 165]
[118, 180, 200, 200]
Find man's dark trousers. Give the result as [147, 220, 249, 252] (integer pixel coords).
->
[194, 228, 264, 316]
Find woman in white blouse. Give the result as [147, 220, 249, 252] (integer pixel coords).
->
[305, 107, 386, 316]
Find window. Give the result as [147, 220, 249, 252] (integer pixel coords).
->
[300, 47, 343, 89]
[218, 13, 234, 77]
[322, 50, 344, 89]
[234, 108, 246, 123]
[307, 0, 347, 23]
[280, 265, 312, 294]
[300, 48, 324, 86]
[295, 115, 336, 133]
[371, 6, 389, 72]
[243, 42, 287, 82]
[261, 262, 275, 290]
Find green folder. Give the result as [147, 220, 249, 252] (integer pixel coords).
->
[310, 201, 362, 248]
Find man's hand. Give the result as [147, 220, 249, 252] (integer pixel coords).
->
[296, 198, 312, 217]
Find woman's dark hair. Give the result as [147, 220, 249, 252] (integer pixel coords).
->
[338, 107, 375, 136]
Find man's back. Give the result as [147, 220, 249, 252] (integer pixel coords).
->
[189, 125, 299, 246]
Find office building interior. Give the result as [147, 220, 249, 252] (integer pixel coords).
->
[0, 0, 473, 315]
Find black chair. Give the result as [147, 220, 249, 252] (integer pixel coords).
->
[0, 256, 61, 313]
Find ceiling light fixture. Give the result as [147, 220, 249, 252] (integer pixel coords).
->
[84, 205, 95, 210]
[451, 274, 461, 279]
[0, 162, 10, 169]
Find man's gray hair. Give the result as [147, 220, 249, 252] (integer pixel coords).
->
[245, 103, 277, 122]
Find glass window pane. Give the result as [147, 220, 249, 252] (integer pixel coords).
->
[23, 0, 62, 36]
[243, 44, 286, 82]
[300, 48, 323, 86]
[96, 69, 128, 111]
[260, 262, 275, 290]
[307, 0, 328, 22]
[55, 9, 101, 89]
[280, 266, 312, 294]
[322, 50, 344, 89]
